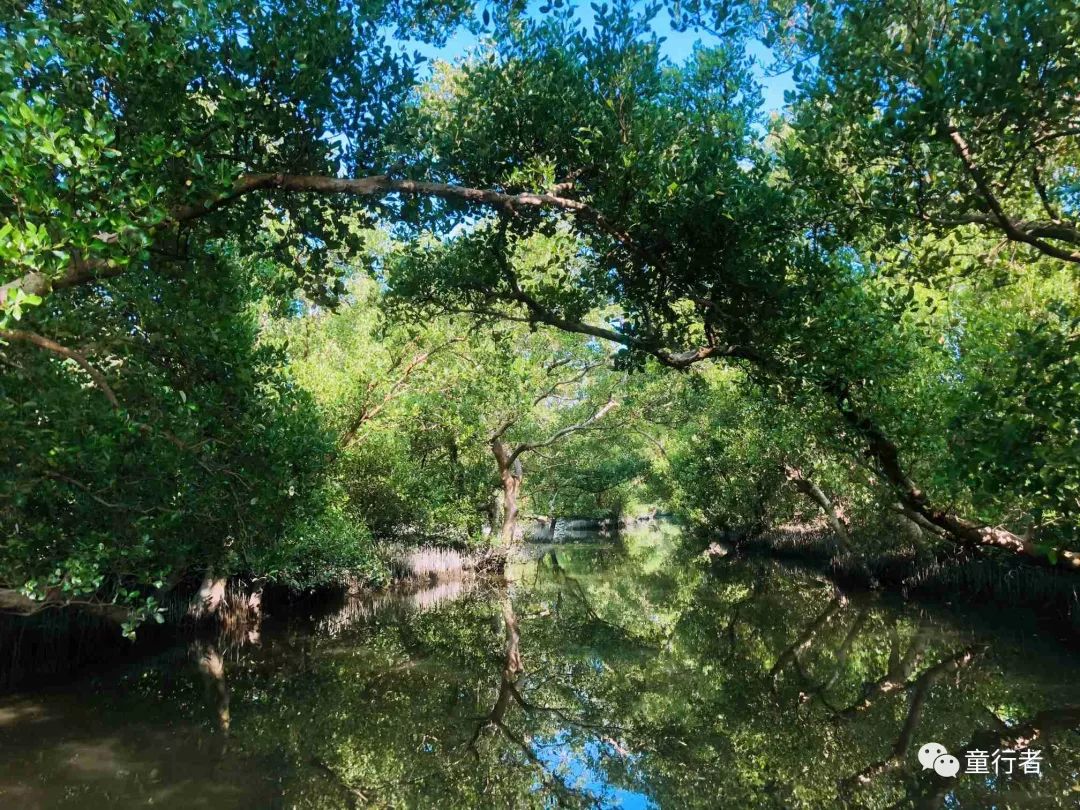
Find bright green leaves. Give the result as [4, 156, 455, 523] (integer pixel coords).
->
[1, 0, 1078, 624]
[0, 0, 478, 307]
[0, 10, 178, 286]
[0, 287, 43, 326]
[0, 245, 346, 626]
[271, 264, 640, 542]
[780, 0, 1080, 271]
[385, 15, 774, 365]
[942, 286, 1080, 537]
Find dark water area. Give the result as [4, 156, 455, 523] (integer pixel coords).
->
[1, 525, 1078, 808]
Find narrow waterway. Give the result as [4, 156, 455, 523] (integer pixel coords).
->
[1, 524, 1077, 808]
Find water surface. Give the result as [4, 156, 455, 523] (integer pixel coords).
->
[1, 526, 1078, 808]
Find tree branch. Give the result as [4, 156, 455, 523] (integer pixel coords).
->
[503, 271, 761, 369]
[842, 645, 983, 789]
[926, 213, 1080, 245]
[0, 328, 120, 409]
[509, 398, 618, 465]
[827, 378, 1080, 570]
[3, 173, 641, 298]
[532, 361, 604, 406]
[946, 125, 1080, 263]
[769, 595, 846, 687]
[783, 464, 851, 549]
[339, 337, 464, 447]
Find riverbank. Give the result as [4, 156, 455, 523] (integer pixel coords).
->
[0, 544, 506, 693]
[714, 525, 1080, 641]
[5, 521, 1079, 693]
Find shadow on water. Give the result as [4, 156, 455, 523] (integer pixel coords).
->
[0, 523, 1078, 808]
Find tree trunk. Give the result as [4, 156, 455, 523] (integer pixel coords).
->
[500, 468, 522, 547]
[827, 381, 1080, 571]
[193, 641, 231, 735]
[192, 572, 227, 619]
[492, 438, 523, 548]
[783, 464, 851, 552]
[545, 492, 559, 541]
[500, 597, 523, 677]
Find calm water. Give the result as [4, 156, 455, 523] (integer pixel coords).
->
[1, 526, 1078, 808]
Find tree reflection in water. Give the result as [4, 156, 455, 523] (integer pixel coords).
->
[0, 526, 1077, 808]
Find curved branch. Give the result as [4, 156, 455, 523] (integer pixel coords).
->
[842, 645, 983, 789]
[532, 361, 603, 406]
[0, 588, 131, 622]
[3, 173, 640, 298]
[508, 398, 618, 465]
[504, 274, 762, 369]
[946, 125, 1080, 264]
[828, 379, 1080, 571]
[339, 337, 465, 447]
[0, 328, 120, 408]
[783, 464, 850, 550]
[769, 595, 846, 687]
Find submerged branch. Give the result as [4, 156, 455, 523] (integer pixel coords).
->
[770, 594, 846, 687]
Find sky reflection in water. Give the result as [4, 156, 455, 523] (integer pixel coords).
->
[0, 524, 1077, 808]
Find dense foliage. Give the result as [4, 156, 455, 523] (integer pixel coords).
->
[1, 0, 1077, 622]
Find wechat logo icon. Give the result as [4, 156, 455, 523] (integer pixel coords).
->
[918, 742, 960, 778]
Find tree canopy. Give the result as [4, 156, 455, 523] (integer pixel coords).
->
[1, 0, 1078, 622]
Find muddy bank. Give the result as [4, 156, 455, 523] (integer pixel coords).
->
[0, 545, 506, 694]
[713, 526, 1080, 641]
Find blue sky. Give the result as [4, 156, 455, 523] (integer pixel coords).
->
[395, 1, 795, 117]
